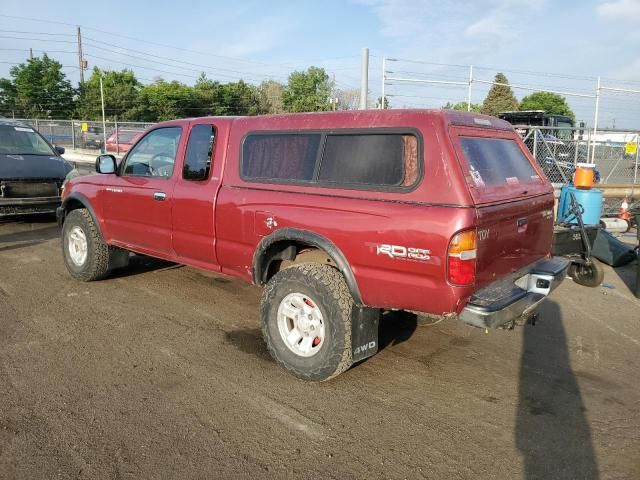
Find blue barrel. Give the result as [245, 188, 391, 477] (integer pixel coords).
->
[557, 185, 603, 225]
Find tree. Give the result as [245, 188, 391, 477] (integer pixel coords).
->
[480, 73, 519, 117]
[282, 67, 331, 112]
[519, 91, 575, 121]
[376, 96, 389, 109]
[258, 80, 285, 114]
[126, 79, 200, 121]
[444, 101, 481, 112]
[218, 80, 265, 116]
[0, 54, 75, 118]
[78, 68, 142, 120]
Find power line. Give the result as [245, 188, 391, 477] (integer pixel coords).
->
[0, 29, 74, 37]
[0, 34, 77, 44]
[82, 39, 286, 82]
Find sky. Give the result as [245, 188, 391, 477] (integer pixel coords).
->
[0, 0, 639, 128]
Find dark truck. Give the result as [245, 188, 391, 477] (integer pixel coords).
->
[1, 118, 74, 216]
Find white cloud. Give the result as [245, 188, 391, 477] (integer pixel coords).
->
[598, 0, 640, 19]
[357, 0, 543, 61]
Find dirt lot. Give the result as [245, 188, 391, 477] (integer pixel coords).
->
[0, 214, 639, 479]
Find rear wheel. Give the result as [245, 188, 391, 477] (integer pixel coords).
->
[569, 259, 604, 287]
[62, 209, 128, 281]
[261, 263, 354, 381]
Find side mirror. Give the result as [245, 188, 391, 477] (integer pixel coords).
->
[54, 145, 65, 155]
[96, 154, 117, 174]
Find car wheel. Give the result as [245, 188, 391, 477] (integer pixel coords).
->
[62, 208, 126, 281]
[568, 259, 604, 288]
[261, 263, 354, 381]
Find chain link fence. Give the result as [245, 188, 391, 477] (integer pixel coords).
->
[516, 126, 639, 185]
[11, 117, 640, 186]
[14, 118, 154, 156]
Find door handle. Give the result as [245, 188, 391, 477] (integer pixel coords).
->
[154, 191, 167, 201]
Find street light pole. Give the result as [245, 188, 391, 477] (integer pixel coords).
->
[100, 75, 107, 152]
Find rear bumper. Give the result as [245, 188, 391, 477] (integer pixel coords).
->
[459, 257, 570, 329]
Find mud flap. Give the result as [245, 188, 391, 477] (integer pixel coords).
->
[351, 306, 380, 363]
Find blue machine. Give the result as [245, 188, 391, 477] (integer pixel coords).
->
[557, 185, 603, 225]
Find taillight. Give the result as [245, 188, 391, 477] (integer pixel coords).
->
[447, 229, 477, 286]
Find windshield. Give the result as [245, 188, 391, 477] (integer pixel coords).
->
[0, 125, 56, 156]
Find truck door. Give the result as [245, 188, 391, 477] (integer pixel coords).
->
[102, 126, 183, 255]
[171, 121, 225, 268]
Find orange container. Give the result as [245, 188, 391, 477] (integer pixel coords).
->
[573, 163, 595, 189]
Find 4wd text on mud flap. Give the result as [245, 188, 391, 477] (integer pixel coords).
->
[354, 341, 376, 355]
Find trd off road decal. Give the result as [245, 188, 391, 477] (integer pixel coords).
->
[376, 244, 431, 262]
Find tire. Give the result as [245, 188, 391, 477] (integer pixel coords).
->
[61, 208, 126, 281]
[568, 259, 604, 288]
[261, 263, 354, 382]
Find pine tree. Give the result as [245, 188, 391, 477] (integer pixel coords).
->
[480, 73, 519, 117]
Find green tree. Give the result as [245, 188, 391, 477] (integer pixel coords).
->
[282, 67, 331, 112]
[218, 80, 266, 116]
[0, 54, 75, 118]
[480, 73, 519, 117]
[442, 101, 481, 112]
[376, 96, 390, 109]
[126, 79, 199, 121]
[258, 79, 285, 114]
[0, 78, 16, 116]
[519, 91, 575, 121]
[78, 68, 142, 120]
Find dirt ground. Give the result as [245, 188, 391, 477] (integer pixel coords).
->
[1, 214, 639, 480]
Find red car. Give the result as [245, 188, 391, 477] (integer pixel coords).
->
[104, 129, 144, 154]
[57, 110, 568, 381]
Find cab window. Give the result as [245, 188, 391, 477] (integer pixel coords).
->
[183, 125, 215, 181]
[122, 127, 182, 178]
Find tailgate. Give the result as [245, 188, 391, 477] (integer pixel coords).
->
[447, 126, 556, 289]
[475, 194, 555, 288]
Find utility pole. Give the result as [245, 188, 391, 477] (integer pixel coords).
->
[467, 65, 473, 112]
[100, 75, 107, 150]
[77, 26, 85, 85]
[381, 57, 385, 110]
[29, 48, 33, 59]
[359, 47, 369, 110]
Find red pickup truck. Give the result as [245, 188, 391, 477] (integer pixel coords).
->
[57, 110, 568, 381]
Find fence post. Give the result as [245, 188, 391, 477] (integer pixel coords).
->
[35, 118, 39, 132]
[115, 121, 119, 155]
[71, 120, 76, 151]
[591, 76, 600, 164]
[634, 134, 639, 185]
[533, 128, 537, 162]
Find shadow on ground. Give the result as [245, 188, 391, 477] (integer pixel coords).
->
[0, 215, 59, 252]
[516, 300, 599, 479]
[108, 254, 182, 279]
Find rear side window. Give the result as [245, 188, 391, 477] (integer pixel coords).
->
[241, 131, 420, 189]
[459, 137, 540, 187]
[242, 134, 320, 181]
[318, 134, 418, 187]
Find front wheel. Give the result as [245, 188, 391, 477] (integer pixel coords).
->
[62, 209, 128, 281]
[568, 259, 604, 288]
[261, 263, 354, 381]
